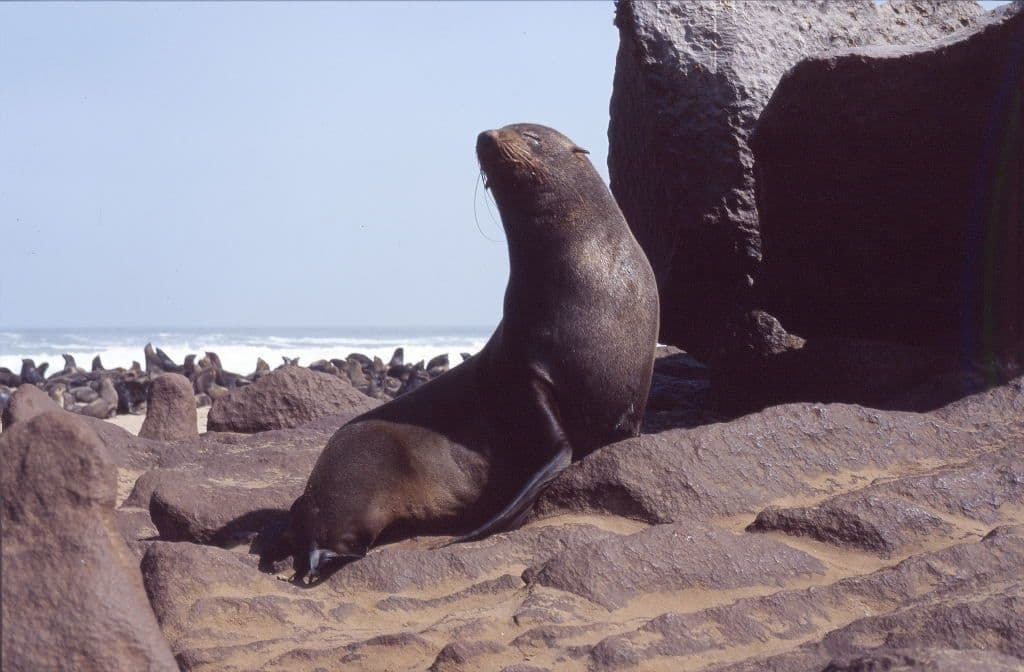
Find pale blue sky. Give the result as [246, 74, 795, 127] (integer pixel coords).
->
[1, 1, 1009, 329]
[1, 1, 619, 328]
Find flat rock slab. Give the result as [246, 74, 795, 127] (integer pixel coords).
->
[1, 412, 177, 671]
[524, 522, 825, 610]
[749, 445, 1024, 555]
[582, 526, 1024, 671]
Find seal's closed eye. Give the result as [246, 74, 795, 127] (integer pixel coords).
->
[521, 131, 541, 147]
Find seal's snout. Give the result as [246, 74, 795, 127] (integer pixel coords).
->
[476, 130, 501, 161]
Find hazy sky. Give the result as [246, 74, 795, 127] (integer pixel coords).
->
[1, 1, 619, 329]
[1, 1, 1009, 329]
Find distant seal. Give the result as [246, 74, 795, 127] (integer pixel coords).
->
[0, 368, 20, 388]
[288, 123, 659, 581]
[74, 377, 118, 419]
[20, 359, 44, 386]
[60, 354, 85, 376]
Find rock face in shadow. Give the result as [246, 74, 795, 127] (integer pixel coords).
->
[0, 412, 177, 671]
[139, 373, 198, 441]
[608, 0, 983, 357]
[207, 365, 380, 433]
[752, 2, 1024, 355]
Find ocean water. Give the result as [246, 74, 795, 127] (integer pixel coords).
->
[0, 327, 493, 377]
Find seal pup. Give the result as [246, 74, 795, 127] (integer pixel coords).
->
[289, 123, 659, 581]
[48, 382, 68, 406]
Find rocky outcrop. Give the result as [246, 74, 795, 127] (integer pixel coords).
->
[207, 365, 379, 433]
[531, 400, 986, 525]
[608, 0, 984, 358]
[111, 373, 1024, 671]
[752, 2, 1024, 357]
[139, 373, 198, 441]
[1, 412, 177, 671]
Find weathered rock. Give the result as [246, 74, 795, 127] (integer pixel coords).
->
[749, 495, 953, 557]
[116, 506, 159, 558]
[0, 381, 181, 471]
[823, 648, 1024, 672]
[114, 374, 1024, 671]
[1, 382, 57, 428]
[207, 365, 379, 432]
[331, 523, 622, 594]
[752, 2, 1024, 355]
[140, 524, 621, 671]
[584, 526, 1024, 671]
[429, 640, 508, 672]
[608, 0, 984, 357]
[750, 444, 1024, 554]
[132, 416, 349, 546]
[524, 522, 824, 610]
[533, 401, 984, 525]
[1, 412, 177, 671]
[139, 372, 199, 441]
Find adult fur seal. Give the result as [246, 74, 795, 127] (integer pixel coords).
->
[289, 123, 659, 581]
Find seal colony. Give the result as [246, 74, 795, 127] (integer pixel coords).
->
[290, 123, 660, 580]
[0, 345, 453, 424]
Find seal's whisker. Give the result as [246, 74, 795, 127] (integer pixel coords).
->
[474, 170, 502, 242]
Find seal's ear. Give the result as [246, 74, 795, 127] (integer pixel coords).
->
[572, 146, 590, 155]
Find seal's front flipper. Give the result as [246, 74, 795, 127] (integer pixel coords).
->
[446, 377, 572, 546]
[446, 441, 570, 546]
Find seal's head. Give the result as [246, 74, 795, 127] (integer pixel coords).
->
[477, 123, 607, 225]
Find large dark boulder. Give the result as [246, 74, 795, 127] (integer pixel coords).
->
[752, 2, 1024, 358]
[1, 412, 177, 671]
[608, 0, 984, 358]
[207, 365, 379, 433]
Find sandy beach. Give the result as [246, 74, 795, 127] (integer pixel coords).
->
[107, 406, 210, 436]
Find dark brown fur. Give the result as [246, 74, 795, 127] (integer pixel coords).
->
[290, 124, 659, 581]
